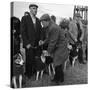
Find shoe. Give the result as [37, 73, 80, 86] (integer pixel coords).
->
[51, 78, 57, 82]
[51, 79, 59, 84]
[60, 78, 64, 82]
[51, 78, 64, 84]
[24, 73, 32, 79]
[79, 61, 86, 64]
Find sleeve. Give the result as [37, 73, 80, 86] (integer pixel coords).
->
[20, 16, 29, 47]
[38, 21, 42, 40]
[69, 22, 77, 41]
[36, 18, 42, 41]
[80, 21, 84, 41]
[47, 28, 59, 54]
[66, 31, 75, 44]
[40, 29, 45, 41]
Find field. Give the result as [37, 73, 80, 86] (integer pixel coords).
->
[23, 61, 88, 88]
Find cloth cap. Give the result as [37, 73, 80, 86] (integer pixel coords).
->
[74, 13, 82, 18]
[29, 4, 38, 8]
[40, 14, 51, 21]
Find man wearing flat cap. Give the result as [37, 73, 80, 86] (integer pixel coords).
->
[40, 14, 69, 83]
[29, 4, 38, 8]
[21, 4, 42, 78]
[69, 13, 86, 64]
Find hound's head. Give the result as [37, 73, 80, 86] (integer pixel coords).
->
[14, 53, 24, 65]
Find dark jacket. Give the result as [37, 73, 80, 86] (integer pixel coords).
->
[21, 14, 42, 48]
[11, 17, 21, 56]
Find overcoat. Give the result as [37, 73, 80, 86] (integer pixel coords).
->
[20, 14, 42, 76]
[21, 14, 42, 48]
[45, 22, 69, 66]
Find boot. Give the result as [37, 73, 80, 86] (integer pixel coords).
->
[51, 65, 64, 83]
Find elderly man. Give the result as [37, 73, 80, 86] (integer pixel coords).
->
[40, 14, 69, 83]
[69, 13, 86, 64]
[21, 4, 42, 78]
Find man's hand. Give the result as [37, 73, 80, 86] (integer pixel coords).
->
[67, 44, 72, 49]
[43, 50, 49, 56]
[26, 44, 31, 49]
[39, 40, 44, 46]
[80, 37, 83, 41]
[75, 38, 77, 42]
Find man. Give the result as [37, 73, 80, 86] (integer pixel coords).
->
[21, 4, 42, 78]
[69, 13, 86, 64]
[51, 15, 56, 23]
[40, 14, 69, 83]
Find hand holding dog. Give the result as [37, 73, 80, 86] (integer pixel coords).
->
[67, 44, 72, 49]
[39, 40, 44, 46]
[26, 44, 31, 49]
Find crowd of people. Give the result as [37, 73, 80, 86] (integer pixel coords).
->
[11, 4, 88, 88]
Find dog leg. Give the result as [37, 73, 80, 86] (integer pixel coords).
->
[72, 58, 76, 68]
[64, 60, 68, 72]
[40, 70, 44, 79]
[51, 63, 55, 75]
[12, 76, 17, 88]
[48, 64, 52, 76]
[64, 61, 67, 72]
[19, 75, 22, 88]
[64, 56, 70, 72]
[36, 71, 39, 81]
[73, 56, 78, 67]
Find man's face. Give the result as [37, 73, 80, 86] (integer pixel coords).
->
[74, 16, 78, 21]
[30, 6, 37, 16]
[74, 16, 81, 22]
[41, 20, 49, 28]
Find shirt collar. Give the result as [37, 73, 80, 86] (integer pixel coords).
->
[30, 12, 36, 19]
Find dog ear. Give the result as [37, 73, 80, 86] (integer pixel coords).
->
[13, 53, 18, 59]
[14, 58, 20, 64]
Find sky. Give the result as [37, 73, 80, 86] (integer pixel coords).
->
[13, 2, 74, 24]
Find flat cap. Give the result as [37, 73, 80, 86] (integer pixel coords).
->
[74, 13, 82, 18]
[40, 14, 51, 21]
[29, 4, 38, 8]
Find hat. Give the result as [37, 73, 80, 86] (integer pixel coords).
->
[29, 4, 38, 8]
[40, 14, 51, 21]
[74, 13, 82, 18]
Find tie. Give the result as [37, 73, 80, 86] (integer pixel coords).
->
[33, 23, 36, 32]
